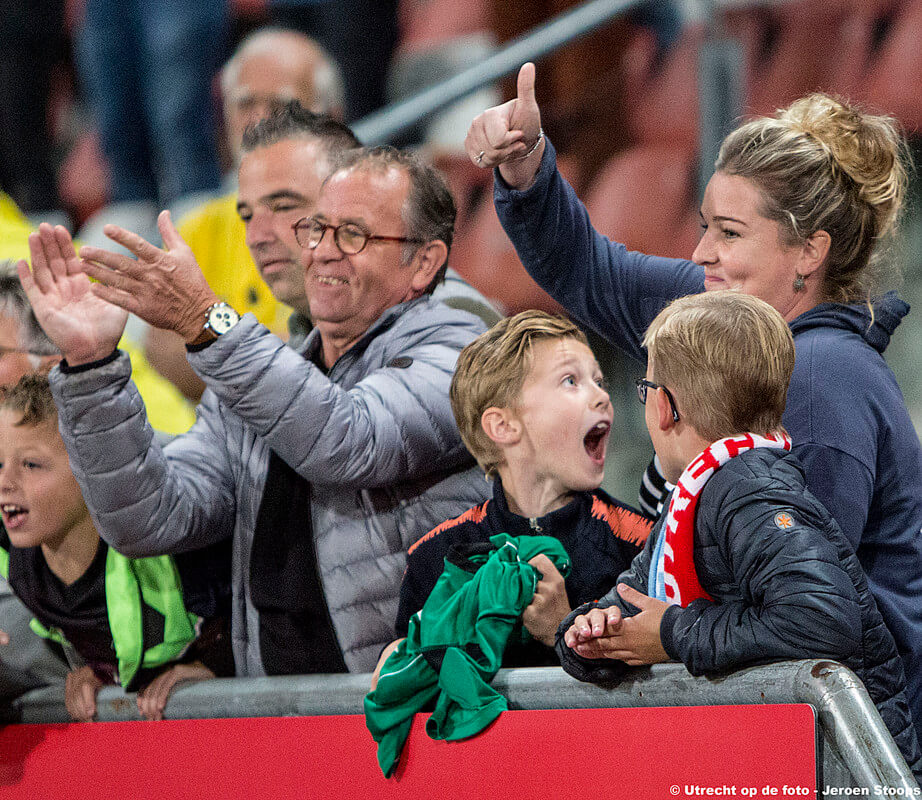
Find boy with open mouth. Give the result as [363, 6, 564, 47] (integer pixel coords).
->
[0, 373, 233, 722]
[373, 310, 653, 680]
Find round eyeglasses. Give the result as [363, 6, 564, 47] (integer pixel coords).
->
[292, 217, 424, 255]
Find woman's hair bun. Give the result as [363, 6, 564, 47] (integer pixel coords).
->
[780, 94, 906, 238]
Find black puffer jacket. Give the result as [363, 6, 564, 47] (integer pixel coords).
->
[556, 448, 922, 777]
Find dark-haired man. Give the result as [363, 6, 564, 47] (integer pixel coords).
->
[21, 143, 491, 679]
[155, 95, 498, 400]
[234, 104, 361, 348]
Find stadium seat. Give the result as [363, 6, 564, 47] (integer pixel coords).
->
[621, 23, 703, 150]
[448, 158, 587, 315]
[728, 0, 853, 116]
[398, 0, 488, 51]
[862, 0, 922, 131]
[584, 144, 701, 260]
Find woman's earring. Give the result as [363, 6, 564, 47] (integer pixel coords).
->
[793, 273, 806, 292]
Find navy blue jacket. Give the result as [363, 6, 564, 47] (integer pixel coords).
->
[555, 449, 922, 778]
[494, 139, 922, 744]
[395, 479, 653, 665]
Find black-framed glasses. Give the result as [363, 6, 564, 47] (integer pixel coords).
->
[292, 216, 425, 255]
[635, 378, 680, 423]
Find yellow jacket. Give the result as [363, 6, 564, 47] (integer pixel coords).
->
[178, 193, 292, 336]
[0, 192, 195, 435]
[0, 192, 34, 261]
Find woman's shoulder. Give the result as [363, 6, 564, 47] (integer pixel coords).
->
[791, 315, 893, 391]
[790, 298, 903, 365]
[786, 308, 910, 458]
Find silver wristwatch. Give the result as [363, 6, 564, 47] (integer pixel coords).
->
[189, 302, 241, 347]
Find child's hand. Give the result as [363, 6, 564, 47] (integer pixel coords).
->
[608, 584, 670, 665]
[370, 638, 405, 691]
[567, 584, 670, 665]
[522, 554, 572, 646]
[0, 629, 9, 646]
[136, 661, 215, 721]
[563, 606, 624, 653]
[65, 665, 103, 722]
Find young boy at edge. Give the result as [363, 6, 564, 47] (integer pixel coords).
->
[0, 374, 234, 721]
[373, 311, 653, 682]
[559, 291, 922, 776]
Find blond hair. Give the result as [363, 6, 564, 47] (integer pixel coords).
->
[716, 93, 909, 303]
[643, 291, 794, 442]
[450, 311, 589, 477]
[0, 373, 58, 427]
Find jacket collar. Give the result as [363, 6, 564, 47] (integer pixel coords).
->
[787, 291, 908, 355]
[487, 476, 591, 537]
[300, 296, 428, 369]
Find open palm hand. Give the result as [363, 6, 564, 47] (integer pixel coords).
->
[18, 224, 127, 365]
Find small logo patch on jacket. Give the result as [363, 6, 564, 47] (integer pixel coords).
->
[387, 356, 413, 369]
[774, 512, 794, 529]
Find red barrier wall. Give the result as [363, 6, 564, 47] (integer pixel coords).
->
[0, 704, 817, 799]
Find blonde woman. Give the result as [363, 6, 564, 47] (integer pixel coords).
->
[468, 63, 922, 748]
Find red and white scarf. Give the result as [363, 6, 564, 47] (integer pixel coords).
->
[654, 431, 792, 607]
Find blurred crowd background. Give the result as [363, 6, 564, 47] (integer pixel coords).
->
[1, 0, 920, 501]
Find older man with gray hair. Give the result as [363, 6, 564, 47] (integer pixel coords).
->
[21, 145, 490, 679]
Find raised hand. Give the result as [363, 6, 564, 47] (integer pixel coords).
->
[465, 62, 544, 189]
[79, 210, 220, 343]
[522, 553, 571, 646]
[17, 224, 128, 366]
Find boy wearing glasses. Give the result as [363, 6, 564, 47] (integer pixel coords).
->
[373, 311, 653, 681]
[559, 291, 921, 775]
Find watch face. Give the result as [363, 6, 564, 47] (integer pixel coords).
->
[208, 303, 241, 335]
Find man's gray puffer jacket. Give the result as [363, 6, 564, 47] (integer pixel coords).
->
[49, 296, 490, 675]
[556, 448, 922, 778]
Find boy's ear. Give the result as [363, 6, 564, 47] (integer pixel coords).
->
[481, 406, 521, 446]
[655, 388, 677, 432]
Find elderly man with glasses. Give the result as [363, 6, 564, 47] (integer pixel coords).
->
[18, 145, 491, 682]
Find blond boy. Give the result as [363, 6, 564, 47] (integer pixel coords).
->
[558, 291, 921, 776]
[374, 311, 652, 681]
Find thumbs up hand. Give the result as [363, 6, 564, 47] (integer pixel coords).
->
[465, 62, 545, 189]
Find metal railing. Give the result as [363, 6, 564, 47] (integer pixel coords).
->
[352, 0, 741, 198]
[352, 0, 647, 146]
[4, 660, 916, 791]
